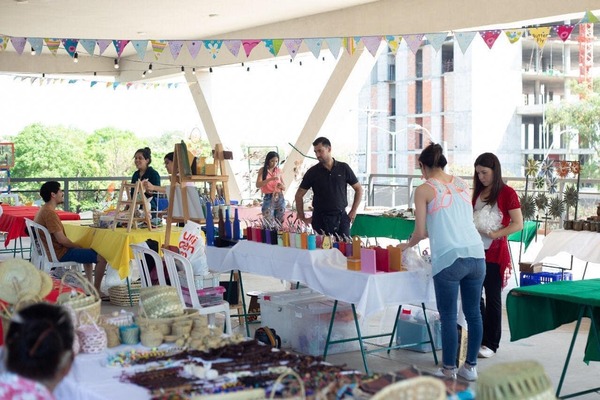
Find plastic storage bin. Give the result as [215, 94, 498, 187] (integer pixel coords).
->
[520, 271, 573, 287]
[179, 272, 220, 290]
[258, 289, 326, 348]
[290, 298, 359, 356]
[396, 318, 442, 352]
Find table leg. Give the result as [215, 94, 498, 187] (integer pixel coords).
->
[556, 305, 600, 399]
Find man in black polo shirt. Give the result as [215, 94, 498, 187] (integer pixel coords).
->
[295, 137, 363, 237]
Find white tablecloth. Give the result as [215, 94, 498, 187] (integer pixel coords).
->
[206, 241, 435, 318]
[534, 230, 600, 265]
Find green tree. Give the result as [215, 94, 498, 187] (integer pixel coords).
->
[545, 79, 600, 179]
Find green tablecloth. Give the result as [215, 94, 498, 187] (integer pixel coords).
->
[507, 220, 539, 251]
[507, 279, 600, 363]
[350, 214, 414, 241]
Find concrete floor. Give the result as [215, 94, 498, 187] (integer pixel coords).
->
[4, 234, 600, 398]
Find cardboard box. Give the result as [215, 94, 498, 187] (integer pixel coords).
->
[519, 262, 543, 273]
[204, 164, 217, 175]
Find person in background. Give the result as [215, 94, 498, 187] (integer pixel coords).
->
[35, 181, 108, 296]
[256, 151, 286, 223]
[0, 303, 74, 399]
[295, 137, 363, 237]
[398, 143, 485, 381]
[132, 147, 161, 213]
[142, 152, 174, 194]
[472, 152, 523, 359]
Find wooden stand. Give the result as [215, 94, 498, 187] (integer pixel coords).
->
[164, 143, 229, 245]
[112, 180, 153, 232]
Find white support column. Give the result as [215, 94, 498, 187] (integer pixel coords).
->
[280, 48, 369, 199]
[185, 71, 242, 201]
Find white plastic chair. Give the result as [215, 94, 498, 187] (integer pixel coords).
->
[162, 248, 232, 335]
[130, 243, 166, 287]
[24, 218, 81, 273]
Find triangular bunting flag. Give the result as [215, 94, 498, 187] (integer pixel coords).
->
[44, 38, 61, 55]
[0, 36, 8, 51]
[185, 41, 202, 59]
[479, 30, 501, 50]
[504, 29, 524, 44]
[284, 39, 303, 59]
[242, 40, 261, 57]
[204, 40, 222, 59]
[112, 82, 119, 90]
[151, 40, 167, 60]
[303, 38, 322, 58]
[79, 39, 96, 56]
[578, 10, 599, 24]
[404, 34, 424, 55]
[385, 35, 403, 54]
[10, 37, 26, 55]
[264, 39, 284, 56]
[131, 40, 148, 60]
[362, 36, 382, 57]
[224, 40, 241, 57]
[425, 32, 447, 53]
[343, 37, 356, 55]
[28, 38, 43, 55]
[455, 31, 476, 54]
[426, 32, 448, 53]
[113, 40, 130, 57]
[325, 38, 342, 58]
[97, 40, 111, 55]
[62, 39, 79, 57]
[555, 25, 575, 42]
[528, 27, 551, 49]
[169, 41, 184, 60]
[90, 81, 98, 87]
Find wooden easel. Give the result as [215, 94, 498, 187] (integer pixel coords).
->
[112, 180, 152, 232]
[164, 142, 229, 245]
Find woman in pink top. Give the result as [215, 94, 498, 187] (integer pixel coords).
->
[256, 151, 286, 223]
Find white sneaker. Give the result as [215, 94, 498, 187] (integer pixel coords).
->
[478, 345, 495, 358]
[434, 367, 457, 379]
[458, 364, 478, 381]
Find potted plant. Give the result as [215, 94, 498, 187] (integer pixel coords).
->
[563, 185, 578, 221]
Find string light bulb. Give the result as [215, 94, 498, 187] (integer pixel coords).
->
[73, 52, 78, 63]
[181, 66, 185, 72]
[114, 59, 119, 69]
[246, 66, 250, 72]
[299, 61, 302, 66]
[148, 63, 153, 74]
[192, 67, 196, 74]
[93, 72, 97, 76]
[209, 67, 213, 73]
[275, 64, 278, 69]
[30, 46, 35, 55]
[42, 73, 45, 78]
[142, 70, 147, 78]
[241, 62, 244, 67]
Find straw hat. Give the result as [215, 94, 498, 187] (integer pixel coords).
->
[38, 270, 53, 299]
[0, 259, 42, 304]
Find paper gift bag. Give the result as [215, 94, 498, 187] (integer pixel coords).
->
[374, 246, 390, 272]
[388, 245, 403, 271]
[352, 236, 362, 258]
[347, 258, 361, 271]
[360, 248, 376, 274]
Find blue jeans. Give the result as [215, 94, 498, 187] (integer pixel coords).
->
[60, 248, 98, 264]
[433, 257, 485, 368]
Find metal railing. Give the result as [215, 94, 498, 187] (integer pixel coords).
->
[365, 173, 600, 222]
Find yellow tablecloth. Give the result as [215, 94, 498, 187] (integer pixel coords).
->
[63, 222, 180, 279]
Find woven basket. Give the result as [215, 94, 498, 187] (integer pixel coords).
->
[56, 271, 101, 326]
[139, 286, 183, 318]
[268, 368, 306, 400]
[136, 307, 198, 340]
[108, 280, 141, 307]
[119, 324, 141, 345]
[477, 360, 556, 400]
[76, 312, 107, 354]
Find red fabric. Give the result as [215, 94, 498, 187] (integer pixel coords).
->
[474, 185, 520, 288]
[0, 205, 80, 246]
[0, 277, 81, 344]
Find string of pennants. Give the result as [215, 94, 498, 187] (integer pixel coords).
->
[0, 11, 597, 62]
[8, 74, 184, 90]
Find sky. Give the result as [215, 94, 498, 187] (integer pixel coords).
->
[0, 51, 362, 160]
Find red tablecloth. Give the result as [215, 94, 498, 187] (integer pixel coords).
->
[0, 205, 80, 246]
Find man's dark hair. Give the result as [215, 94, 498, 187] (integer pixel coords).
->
[40, 181, 61, 203]
[312, 137, 331, 147]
